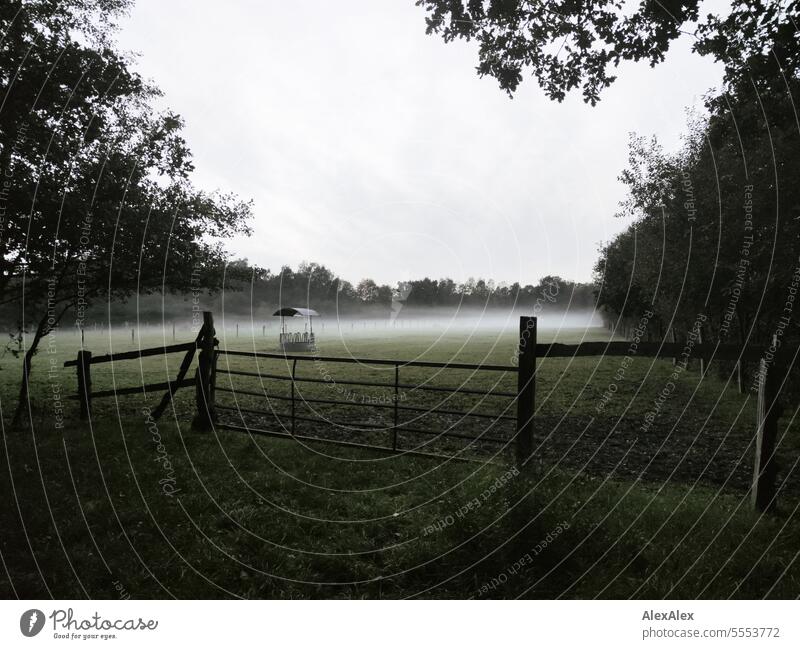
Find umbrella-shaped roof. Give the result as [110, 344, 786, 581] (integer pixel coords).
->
[272, 307, 319, 317]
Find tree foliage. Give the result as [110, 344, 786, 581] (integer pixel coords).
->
[0, 0, 252, 426]
[416, 0, 798, 103]
[595, 72, 800, 351]
[87, 260, 596, 323]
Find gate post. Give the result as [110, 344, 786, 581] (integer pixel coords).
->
[736, 359, 745, 394]
[515, 316, 537, 468]
[697, 326, 706, 378]
[392, 363, 400, 451]
[193, 311, 216, 431]
[670, 327, 677, 366]
[752, 358, 782, 512]
[77, 350, 92, 420]
[290, 359, 297, 435]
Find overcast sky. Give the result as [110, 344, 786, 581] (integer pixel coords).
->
[116, 0, 724, 287]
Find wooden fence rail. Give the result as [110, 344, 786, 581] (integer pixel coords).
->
[535, 341, 765, 361]
[214, 323, 523, 463]
[64, 311, 791, 512]
[535, 331, 789, 513]
[63, 319, 212, 427]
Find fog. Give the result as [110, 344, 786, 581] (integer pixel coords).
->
[208, 307, 605, 341]
[307, 308, 602, 332]
[52, 307, 604, 353]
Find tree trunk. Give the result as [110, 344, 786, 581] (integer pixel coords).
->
[10, 301, 72, 431]
[10, 323, 45, 431]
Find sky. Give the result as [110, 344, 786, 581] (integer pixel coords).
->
[116, 0, 725, 287]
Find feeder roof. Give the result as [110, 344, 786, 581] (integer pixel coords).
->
[272, 307, 320, 317]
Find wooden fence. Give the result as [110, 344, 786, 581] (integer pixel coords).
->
[537, 337, 788, 512]
[214, 322, 525, 464]
[64, 312, 216, 429]
[64, 312, 791, 512]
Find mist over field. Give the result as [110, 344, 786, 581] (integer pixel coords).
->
[31, 305, 606, 364]
[71, 305, 604, 337]
[4, 0, 799, 610]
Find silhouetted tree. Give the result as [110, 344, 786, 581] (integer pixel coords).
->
[1, 0, 252, 428]
[416, 0, 797, 103]
[595, 71, 800, 348]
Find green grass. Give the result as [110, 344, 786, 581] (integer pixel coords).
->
[1, 323, 799, 598]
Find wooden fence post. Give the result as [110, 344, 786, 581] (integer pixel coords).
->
[392, 364, 400, 451]
[515, 316, 537, 468]
[736, 359, 745, 394]
[752, 358, 781, 512]
[290, 359, 297, 434]
[76, 350, 92, 420]
[697, 326, 706, 377]
[670, 328, 677, 366]
[193, 311, 216, 431]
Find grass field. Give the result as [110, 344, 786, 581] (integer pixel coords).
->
[1, 320, 799, 598]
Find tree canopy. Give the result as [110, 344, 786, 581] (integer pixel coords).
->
[1, 0, 252, 426]
[89, 260, 595, 323]
[416, 0, 798, 103]
[595, 70, 800, 352]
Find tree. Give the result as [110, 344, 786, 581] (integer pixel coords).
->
[406, 277, 439, 306]
[596, 70, 800, 348]
[436, 277, 457, 305]
[375, 284, 393, 307]
[415, 0, 798, 103]
[1, 0, 253, 428]
[356, 278, 380, 304]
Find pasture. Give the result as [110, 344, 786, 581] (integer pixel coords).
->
[1, 320, 799, 598]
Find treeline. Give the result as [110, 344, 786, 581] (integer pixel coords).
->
[595, 49, 799, 361]
[90, 262, 597, 323]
